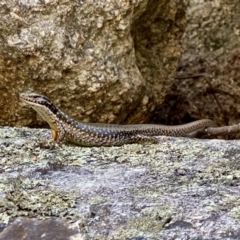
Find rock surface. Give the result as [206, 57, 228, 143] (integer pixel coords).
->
[0, 217, 81, 240]
[0, 0, 186, 126]
[1, 127, 240, 239]
[159, 0, 240, 131]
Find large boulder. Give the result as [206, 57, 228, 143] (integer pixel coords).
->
[0, 0, 186, 126]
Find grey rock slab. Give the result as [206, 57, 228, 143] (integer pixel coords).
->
[0, 127, 240, 239]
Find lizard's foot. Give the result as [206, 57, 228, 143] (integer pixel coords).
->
[38, 138, 61, 149]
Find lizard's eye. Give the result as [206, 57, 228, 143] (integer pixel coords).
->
[39, 96, 51, 103]
[39, 96, 46, 100]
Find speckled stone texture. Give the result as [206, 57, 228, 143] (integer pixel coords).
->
[0, 0, 186, 127]
[1, 127, 240, 239]
[159, 0, 240, 133]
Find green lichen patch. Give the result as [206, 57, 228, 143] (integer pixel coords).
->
[131, 185, 166, 200]
[208, 193, 240, 224]
[110, 206, 172, 239]
[88, 196, 108, 205]
[229, 205, 240, 223]
[0, 177, 79, 224]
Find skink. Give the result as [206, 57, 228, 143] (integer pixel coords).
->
[20, 91, 216, 146]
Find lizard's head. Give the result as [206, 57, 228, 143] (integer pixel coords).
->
[20, 91, 53, 106]
[20, 91, 58, 116]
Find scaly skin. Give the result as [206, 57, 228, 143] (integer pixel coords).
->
[20, 91, 216, 146]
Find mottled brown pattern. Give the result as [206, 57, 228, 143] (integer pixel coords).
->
[20, 92, 216, 146]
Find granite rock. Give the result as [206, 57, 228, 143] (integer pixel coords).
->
[0, 127, 240, 239]
[0, 0, 186, 126]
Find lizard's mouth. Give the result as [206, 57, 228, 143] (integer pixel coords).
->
[20, 91, 51, 105]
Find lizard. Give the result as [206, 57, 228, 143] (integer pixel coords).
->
[20, 91, 216, 146]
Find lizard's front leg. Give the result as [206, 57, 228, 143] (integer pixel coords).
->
[50, 120, 65, 143]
